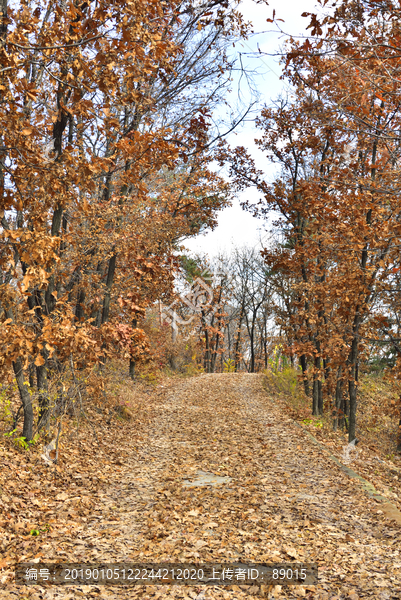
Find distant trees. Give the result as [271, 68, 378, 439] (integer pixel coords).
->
[228, 246, 273, 373]
[160, 247, 276, 374]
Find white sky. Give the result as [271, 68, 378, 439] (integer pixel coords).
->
[183, 0, 321, 257]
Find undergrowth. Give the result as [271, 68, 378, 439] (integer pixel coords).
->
[263, 365, 400, 459]
[263, 365, 312, 421]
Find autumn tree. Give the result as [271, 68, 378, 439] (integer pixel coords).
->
[0, 0, 250, 441]
[225, 18, 401, 441]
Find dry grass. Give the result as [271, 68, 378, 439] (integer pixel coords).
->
[262, 366, 401, 514]
[357, 373, 400, 457]
[263, 367, 400, 457]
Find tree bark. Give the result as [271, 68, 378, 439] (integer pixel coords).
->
[333, 366, 343, 431]
[75, 288, 86, 321]
[129, 359, 136, 380]
[318, 379, 323, 415]
[0, 0, 7, 36]
[129, 317, 138, 379]
[202, 309, 211, 373]
[312, 355, 322, 415]
[249, 325, 255, 373]
[169, 314, 178, 371]
[300, 354, 310, 396]
[234, 307, 244, 372]
[29, 362, 35, 389]
[312, 376, 319, 415]
[348, 336, 359, 442]
[36, 360, 49, 429]
[101, 254, 117, 325]
[13, 359, 33, 442]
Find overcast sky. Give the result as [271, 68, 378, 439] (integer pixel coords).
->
[183, 0, 321, 258]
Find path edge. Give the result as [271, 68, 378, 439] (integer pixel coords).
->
[260, 376, 401, 527]
[293, 421, 401, 526]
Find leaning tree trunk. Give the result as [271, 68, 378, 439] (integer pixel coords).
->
[13, 358, 33, 442]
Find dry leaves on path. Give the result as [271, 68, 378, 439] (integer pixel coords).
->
[1, 373, 400, 600]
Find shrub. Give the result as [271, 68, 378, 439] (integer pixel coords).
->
[263, 365, 311, 419]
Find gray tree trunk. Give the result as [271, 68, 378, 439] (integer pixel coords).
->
[13, 359, 33, 442]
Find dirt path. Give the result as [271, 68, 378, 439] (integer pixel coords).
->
[10, 374, 401, 599]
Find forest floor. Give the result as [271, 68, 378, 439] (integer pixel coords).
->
[1, 373, 401, 600]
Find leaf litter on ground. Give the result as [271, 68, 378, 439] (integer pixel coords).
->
[0, 373, 400, 600]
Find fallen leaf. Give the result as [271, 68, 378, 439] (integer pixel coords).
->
[56, 492, 68, 501]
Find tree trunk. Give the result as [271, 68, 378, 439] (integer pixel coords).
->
[13, 359, 33, 442]
[169, 314, 178, 371]
[0, 0, 8, 44]
[347, 336, 359, 443]
[318, 379, 323, 414]
[97, 254, 117, 370]
[340, 394, 347, 430]
[210, 285, 224, 373]
[264, 337, 268, 369]
[248, 307, 261, 374]
[234, 304, 244, 372]
[234, 324, 242, 371]
[36, 360, 49, 430]
[348, 378, 357, 442]
[300, 354, 310, 396]
[204, 328, 211, 373]
[101, 254, 117, 325]
[315, 340, 323, 415]
[75, 288, 86, 321]
[129, 317, 137, 379]
[201, 310, 211, 373]
[333, 366, 343, 431]
[210, 317, 222, 373]
[129, 359, 135, 380]
[249, 327, 255, 373]
[312, 355, 321, 415]
[312, 375, 319, 416]
[29, 362, 35, 389]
